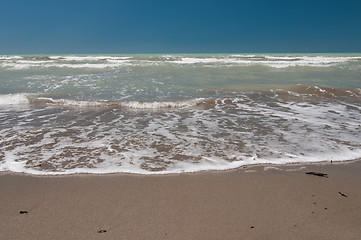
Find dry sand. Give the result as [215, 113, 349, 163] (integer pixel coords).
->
[1, 161, 361, 240]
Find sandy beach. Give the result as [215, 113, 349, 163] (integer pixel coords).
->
[1, 160, 361, 240]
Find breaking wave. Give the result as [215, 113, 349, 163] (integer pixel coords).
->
[0, 93, 206, 109]
[1, 85, 360, 110]
[1, 54, 361, 69]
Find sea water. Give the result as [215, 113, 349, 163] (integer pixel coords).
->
[0, 54, 360, 175]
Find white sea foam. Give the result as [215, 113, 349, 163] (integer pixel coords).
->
[49, 55, 131, 61]
[166, 55, 361, 68]
[0, 93, 30, 105]
[1, 54, 360, 70]
[0, 55, 23, 60]
[39, 98, 107, 107]
[0, 93, 360, 175]
[0, 94, 205, 109]
[1, 147, 360, 176]
[120, 98, 204, 109]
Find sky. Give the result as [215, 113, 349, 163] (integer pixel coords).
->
[1, 0, 361, 54]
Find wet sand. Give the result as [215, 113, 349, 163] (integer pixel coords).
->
[1, 161, 361, 240]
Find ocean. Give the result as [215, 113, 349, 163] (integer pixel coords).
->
[0, 54, 360, 175]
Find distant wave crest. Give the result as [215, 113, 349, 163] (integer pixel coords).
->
[1, 54, 361, 69]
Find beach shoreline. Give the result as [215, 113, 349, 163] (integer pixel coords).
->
[1, 160, 361, 240]
[1, 157, 360, 177]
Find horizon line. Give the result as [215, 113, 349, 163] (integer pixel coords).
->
[2, 52, 361, 56]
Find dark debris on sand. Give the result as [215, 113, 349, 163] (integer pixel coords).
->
[338, 192, 348, 198]
[305, 172, 328, 178]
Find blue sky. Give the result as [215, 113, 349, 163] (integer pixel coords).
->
[1, 0, 361, 54]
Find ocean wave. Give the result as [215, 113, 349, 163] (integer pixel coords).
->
[119, 98, 205, 109]
[168, 55, 361, 68]
[0, 86, 359, 109]
[41, 98, 206, 109]
[0, 93, 206, 109]
[1, 54, 360, 70]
